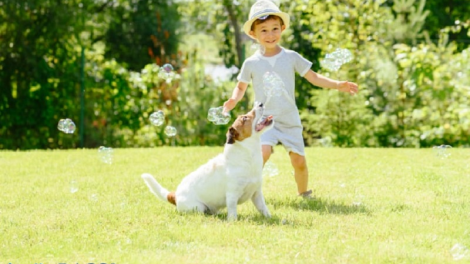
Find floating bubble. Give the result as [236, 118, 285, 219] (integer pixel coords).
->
[90, 194, 99, 202]
[321, 48, 354, 72]
[70, 180, 79, 194]
[263, 161, 279, 178]
[450, 243, 469, 261]
[58, 118, 76, 134]
[158, 64, 176, 83]
[98, 146, 113, 164]
[318, 136, 333, 147]
[161, 63, 174, 74]
[433, 145, 452, 159]
[164, 126, 177, 137]
[352, 194, 365, 206]
[263, 71, 284, 98]
[207, 106, 231, 125]
[149, 110, 165, 126]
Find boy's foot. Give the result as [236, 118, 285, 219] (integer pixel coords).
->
[298, 189, 315, 199]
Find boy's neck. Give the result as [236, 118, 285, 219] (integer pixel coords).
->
[261, 45, 282, 57]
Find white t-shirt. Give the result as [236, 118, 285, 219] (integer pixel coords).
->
[237, 47, 313, 119]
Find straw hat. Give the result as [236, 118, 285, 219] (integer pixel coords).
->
[242, 0, 290, 39]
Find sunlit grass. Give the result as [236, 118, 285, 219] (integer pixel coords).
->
[1, 147, 469, 263]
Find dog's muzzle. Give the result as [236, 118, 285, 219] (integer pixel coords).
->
[255, 115, 273, 132]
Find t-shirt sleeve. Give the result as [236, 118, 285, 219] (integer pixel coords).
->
[237, 61, 251, 83]
[293, 52, 313, 77]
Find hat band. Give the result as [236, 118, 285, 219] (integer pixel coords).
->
[249, 9, 280, 20]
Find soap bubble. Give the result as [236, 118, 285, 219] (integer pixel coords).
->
[58, 118, 76, 134]
[149, 110, 165, 126]
[164, 126, 177, 137]
[70, 180, 79, 194]
[450, 243, 469, 261]
[158, 64, 176, 84]
[207, 106, 231, 125]
[321, 48, 354, 72]
[263, 161, 279, 178]
[263, 71, 284, 98]
[318, 136, 333, 147]
[352, 194, 364, 206]
[90, 194, 99, 202]
[98, 146, 113, 164]
[433, 145, 452, 159]
[161, 63, 174, 74]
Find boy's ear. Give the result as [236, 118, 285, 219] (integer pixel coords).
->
[249, 30, 256, 38]
[281, 25, 286, 31]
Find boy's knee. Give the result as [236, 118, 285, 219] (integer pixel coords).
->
[290, 152, 306, 168]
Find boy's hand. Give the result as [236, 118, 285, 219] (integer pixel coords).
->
[223, 98, 237, 114]
[337, 81, 358, 95]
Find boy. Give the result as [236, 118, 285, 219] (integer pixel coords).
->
[223, 0, 358, 198]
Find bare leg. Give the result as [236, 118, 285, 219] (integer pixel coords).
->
[262, 145, 272, 165]
[289, 152, 309, 195]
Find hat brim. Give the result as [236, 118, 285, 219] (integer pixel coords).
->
[243, 12, 290, 39]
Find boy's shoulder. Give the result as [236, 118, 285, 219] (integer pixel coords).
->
[282, 47, 301, 56]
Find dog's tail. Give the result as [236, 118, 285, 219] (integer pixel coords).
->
[141, 173, 176, 205]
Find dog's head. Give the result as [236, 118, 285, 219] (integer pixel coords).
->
[226, 102, 274, 144]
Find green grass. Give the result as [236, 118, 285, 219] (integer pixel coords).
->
[1, 147, 469, 263]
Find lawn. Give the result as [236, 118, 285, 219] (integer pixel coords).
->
[1, 147, 469, 263]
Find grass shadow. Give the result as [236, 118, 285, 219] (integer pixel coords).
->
[269, 196, 371, 215]
[206, 198, 370, 226]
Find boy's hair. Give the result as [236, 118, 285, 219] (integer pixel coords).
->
[250, 15, 284, 31]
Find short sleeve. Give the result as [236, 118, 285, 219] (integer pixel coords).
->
[237, 61, 251, 83]
[293, 51, 313, 77]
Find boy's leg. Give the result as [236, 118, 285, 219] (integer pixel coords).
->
[262, 145, 272, 165]
[289, 151, 309, 195]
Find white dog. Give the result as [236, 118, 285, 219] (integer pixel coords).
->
[142, 102, 274, 220]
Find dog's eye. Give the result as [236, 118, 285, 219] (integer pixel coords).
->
[242, 116, 248, 123]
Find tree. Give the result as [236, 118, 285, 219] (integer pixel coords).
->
[0, 0, 182, 149]
[104, 0, 181, 71]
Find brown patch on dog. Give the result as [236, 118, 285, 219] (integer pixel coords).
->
[226, 127, 239, 144]
[167, 192, 176, 205]
[225, 110, 256, 144]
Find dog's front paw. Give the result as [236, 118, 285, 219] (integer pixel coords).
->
[263, 210, 271, 218]
[227, 212, 238, 221]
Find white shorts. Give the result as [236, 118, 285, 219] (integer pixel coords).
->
[260, 111, 305, 156]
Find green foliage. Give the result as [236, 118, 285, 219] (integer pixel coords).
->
[83, 45, 238, 148]
[422, 0, 470, 51]
[287, 0, 470, 147]
[178, 0, 251, 67]
[1, 0, 470, 149]
[0, 0, 183, 149]
[104, 0, 181, 71]
[0, 0, 91, 149]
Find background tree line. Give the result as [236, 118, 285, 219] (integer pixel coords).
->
[0, 0, 469, 149]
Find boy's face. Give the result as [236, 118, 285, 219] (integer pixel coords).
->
[249, 17, 285, 49]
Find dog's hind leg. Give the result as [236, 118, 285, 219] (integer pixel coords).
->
[251, 190, 271, 218]
[176, 200, 209, 214]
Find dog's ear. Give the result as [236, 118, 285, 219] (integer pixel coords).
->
[226, 127, 239, 144]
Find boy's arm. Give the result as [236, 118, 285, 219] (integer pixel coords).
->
[223, 81, 248, 113]
[303, 69, 358, 95]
